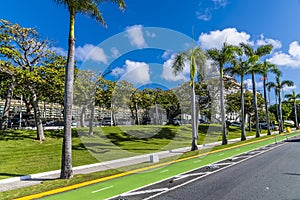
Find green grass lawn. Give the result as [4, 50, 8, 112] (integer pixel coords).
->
[0, 124, 261, 180]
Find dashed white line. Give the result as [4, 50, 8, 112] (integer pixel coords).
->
[218, 153, 225, 156]
[92, 185, 113, 193]
[160, 170, 169, 173]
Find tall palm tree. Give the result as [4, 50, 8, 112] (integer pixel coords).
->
[172, 47, 206, 151]
[267, 72, 294, 133]
[207, 42, 239, 145]
[54, 0, 126, 179]
[225, 56, 248, 141]
[240, 43, 273, 138]
[285, 90, 300, 130]
[258, 60, 278, 135]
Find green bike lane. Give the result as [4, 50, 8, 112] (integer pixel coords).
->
[18, 132, 300, 200]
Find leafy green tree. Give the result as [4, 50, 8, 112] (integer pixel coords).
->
[0, 19, 53, 140]
[41, 54, 67, 105]
[207, 42, 239, 145]
[240, 43, 273, 138]
[285, 90, 300, 129]
[159, 89, 181, 124]
[74, 70, 97, 128]
[171, 47, 206, 150]
[54, 0, 126, 179]
[267, 72, 294, 133]
[226, 90, 264, 130]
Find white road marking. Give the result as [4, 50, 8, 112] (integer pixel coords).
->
[122, 188, 169, 196]
[215, 162, 234, 166]
[173, 173, 206, 181]
[92, 185, 113, 193]
[218, 153, 225, 156]
[160, 170, 169, 173]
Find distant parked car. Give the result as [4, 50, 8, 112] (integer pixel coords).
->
[231, 121, 242, 127]
[101, 117, 114, 126]
[172, 118, 182, 126]
[8, 113, 35, 128]
[260, 123, 275, 130]
[199, 119, 209, 124]
[141, 117, 151, 125]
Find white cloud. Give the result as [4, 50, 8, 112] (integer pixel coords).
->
[145, 30, 156, 38]
[125, 25, 147, 48]
[114, 60, 150, 85]
[268, 41, 300, 68]
[110, 47, 120, 58]
[283, 85, 296, 92]
[111, 67, 125, 77]
[256, 35, 282, 50]
[50, 47, 67, 57]
[244, 78, 263, 90]
[161, 55, 189, 82]
[76, 44, 108, 63]
[199, 28, 252, 49]
[161, 50, 173, 59]
[196, 0, 228, 21]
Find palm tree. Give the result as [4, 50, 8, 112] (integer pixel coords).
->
[285, 90, 300, 130]
[207, 42, 239, 145]
[258, 60, 278, 135]
[240, 43, 273, 138]
[54, 0, 126, 179]
[267, 72, 294, 134]
[225, 56, 248, 141]
[171, 47, 206, 151]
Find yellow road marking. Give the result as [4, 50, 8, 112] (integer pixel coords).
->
[16, 133, 292, 200]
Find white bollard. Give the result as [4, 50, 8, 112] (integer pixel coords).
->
[150, 154, 159, 163]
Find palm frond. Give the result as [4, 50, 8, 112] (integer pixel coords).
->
[281, 80, 294, 88]
[256, 44, 273, 57]
[171, 53, 186, 76]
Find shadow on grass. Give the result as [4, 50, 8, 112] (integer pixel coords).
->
[0, 172, 26, 177]
[106, 126, 178, 146]
[0, 129, 79, 141]
[199, 124, 222, 134]
[23, 177, 58, 182]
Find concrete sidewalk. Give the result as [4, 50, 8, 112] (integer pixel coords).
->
[0, 132, 277, 192]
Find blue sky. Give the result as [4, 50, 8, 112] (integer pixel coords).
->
[1, 0, 300, 103]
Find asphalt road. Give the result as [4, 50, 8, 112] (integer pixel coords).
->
[153, 138, 300, 200]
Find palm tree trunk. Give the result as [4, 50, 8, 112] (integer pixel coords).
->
[263, 78, 271, 135]
[240, 75, 246, 141]
[220, 65, 227, 145]
[191, 82, 198, 151]
[252, 72, 260, 138]
[294, 101, 298, 130]
[61, 11, 75, 179]
[278, 91, 284, 133]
